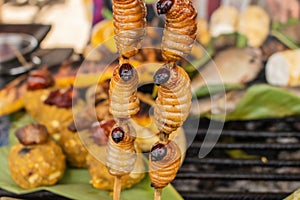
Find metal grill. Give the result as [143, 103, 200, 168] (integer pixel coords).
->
[173, 117, 300, 200]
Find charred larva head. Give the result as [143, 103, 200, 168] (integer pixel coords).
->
[111, 126, 125, 144]
[157, 0, 174, 14]
[119, 63, 134, 81]
[150, 143, 167, 161]
[153, 67, 170, 86]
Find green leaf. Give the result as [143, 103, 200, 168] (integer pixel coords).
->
[0, 113, 183, 200]
[144, 0, 157, 3]
[236, 33, 248, 48]
[225, 150, 258, 159]
[103, 8, 113, 20]
[270, 29, 300, 50]
[285, 188, 300, 200]
[224, 84, 300, 121]
[195, 84, 245, 99]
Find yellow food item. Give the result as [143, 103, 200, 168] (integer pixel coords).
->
[8, 140, 65, 189]
[24, 89, 53, 119]
[266, 49, 300, 86]
[237, 6, 270, 47]
[59, 128, 88, 168]
[209, 6, 239, 37]
[91, 19, 117, 52]
[86, 146, 145, 190]
[196, 18, 211, 46]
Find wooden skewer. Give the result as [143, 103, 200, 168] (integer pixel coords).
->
[154, 188, 162, 200]
[113, 176, 122, 200]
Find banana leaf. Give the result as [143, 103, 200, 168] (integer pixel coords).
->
[285, 188, 300, 200]
[195, 84, 245, 98]
[0, 113, 182, 200]
[209, 84, 300, 121]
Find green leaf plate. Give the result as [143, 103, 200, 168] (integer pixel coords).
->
[0, 113, 183, 200]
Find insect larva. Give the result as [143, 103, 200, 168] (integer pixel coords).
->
[106, 123, 136, 176]
[157, 0, 197, 63]
[113, 0, 146, 58]
[154, 65, 192, 134]
[109, 63, 140, 119]
[149, 141, 181, 189]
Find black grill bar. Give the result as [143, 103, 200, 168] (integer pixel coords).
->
[190, 142, 300, 150]
[186, 129, 300, 138]
[183, 158, 300, 167]
[176, 117, 300, 200]
[179, 192, 290, 200]
[176, 172, 300, 181]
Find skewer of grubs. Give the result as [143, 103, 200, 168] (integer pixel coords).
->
[107, 0, 146, 199]
[150, 0, 197, 199]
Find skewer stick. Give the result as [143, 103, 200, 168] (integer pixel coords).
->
[154, 188, 162, 200]
[113, 176, 122, 200]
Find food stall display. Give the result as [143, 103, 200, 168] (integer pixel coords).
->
[0, 0, 300, 199]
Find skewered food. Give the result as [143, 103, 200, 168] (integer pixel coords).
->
[107, 0, 146, 198]
[87, 119, 145, 190]
[106, 122, 137, 176]
[8, 124, 65, 189]
[113, 0, 146, 58]
[149, 141, 181, 189]
[266, 50, 300, 86]
[153, 65, 192, 134]
[150, 0, 197, 199]
[109, 64, 140, 119]
[157, 0, 197, 63]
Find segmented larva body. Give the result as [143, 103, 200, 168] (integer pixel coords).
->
[106, 123, 136, 176]
[109, 64, 140, 119]
[154, 66, 192, 134]
[149, 141, 181, 189]
[157, 0, 197, 63]
[113, 0, 147, 58]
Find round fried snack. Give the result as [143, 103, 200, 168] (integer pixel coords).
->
[8, 124, 65, 189]
[59, 128, 88, 168]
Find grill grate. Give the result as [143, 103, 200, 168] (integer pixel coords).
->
[173, 117, 300, 200]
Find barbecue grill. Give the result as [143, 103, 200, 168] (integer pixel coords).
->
[173, 117, 300, 200]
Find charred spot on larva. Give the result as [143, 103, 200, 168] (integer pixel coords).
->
[111, 126, 125, 143]
[150, 143, 167, 161]
[157, 0, 174, 15]
[153, 67, 170, 86]
[119, 63, 134, 81]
